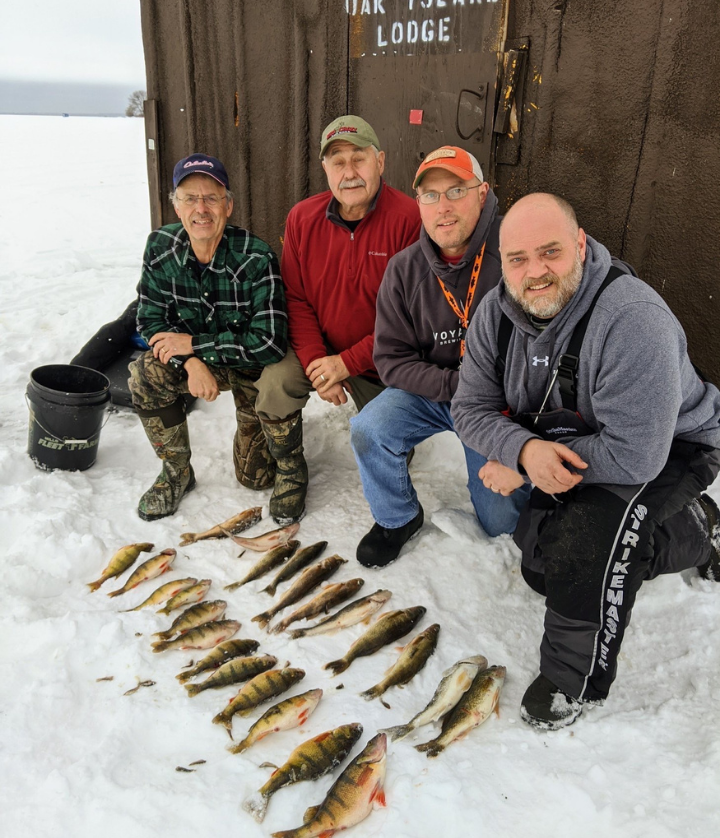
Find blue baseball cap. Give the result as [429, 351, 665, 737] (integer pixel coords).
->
[172, 153, 230, 189]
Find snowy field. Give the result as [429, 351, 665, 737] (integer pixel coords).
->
[0, 114, 718, 838]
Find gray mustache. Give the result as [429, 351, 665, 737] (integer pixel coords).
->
[339, 178, 366, 190]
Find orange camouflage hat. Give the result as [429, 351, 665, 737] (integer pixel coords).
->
[413, 146, 484, 189]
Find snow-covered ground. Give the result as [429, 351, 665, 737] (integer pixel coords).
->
[1, 115, 718, 838]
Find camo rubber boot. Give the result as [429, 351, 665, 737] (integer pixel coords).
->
[137, 415, 196, 521]
[232, 384, 275, 490]
[260, 411, 308, 525]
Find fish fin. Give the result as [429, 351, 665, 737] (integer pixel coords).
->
[252, 613, 271, 628]
[156, 605, 171, 616]
[184, 684, 201, 697]
[178, 534, 195, 546]
[152, 630, 171, 640]
[259, 761, 278, 770]
[106, 587, 126, 598]
[228, 739, 249, 755]
[242, 792, 269, 823]
[380, 697, 391, 710]
[237, 549, 246, 559]
[87, 579, 104, 592]
[119, 604, 142, 613]
[359, 687, 378, 701]
[261, 584, 275, 596]
[176, 672, 192, 683]
[378, 724, 411, 742]
[371, 785, 386, 807]
[289, 629, 305, 639]
[414, 739, 436, 753]
[298, 709, 310, 724]
[223, 581, 241, 592]
[323, 659, 349, 676]
[303, 804, 321, 824]
[152, 641, 170, 653]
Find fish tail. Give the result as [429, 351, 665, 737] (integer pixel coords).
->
[176, 671, 193, 683]
[261, 583, 276, 596]
[323, 658, 349, 676]
[87, 579, 104, 592]
[151, 640, 171, 653]
[288, 628, 305, 639]
[152, 630, 172, 640]
[156, 605, 171, 616]
[212, 713, 231, 732]
[178, 534, 195, 546]
[227, 738, 250, 755]
[120, 604, 143, 613]
[106, 588, 126, 598]
[252, 612, 271, 628]
[269, 620, 288, 635]
[242, 791, 269, 823]
[360, 686, 381, 701]
[378, 724, 412, 742]
[184, 683, 202, 697]
[415, 740, 443, 757]
[223, 581, 241, 592]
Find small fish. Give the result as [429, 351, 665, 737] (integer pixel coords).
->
[107, 549, 176, 598]
[223, 541, 300, 591]
[157, 579, 212, 615]
[120, 577, 198, 612]
[123, 680, 156, 696]
[88, 543, 154, 592]
[242, 723, 363, 823]
[290, 589, 392, 639]
[261, 541, 328, 596]
[153, 600, 228, 640]
[415, 665, 506, 757]
[324, 606, 427, 676]
[224, 522, 300, 553]
[151, 620, 241, 653]
[179, 507, 262, 546]
[379, 654, 488, 741]
[228, 688, 322, 755]
[252, 555, 347, 629]
[270, 733, 387, 838]
[360, 623, 440, 705]
[176, 638, 261, 683]
[184, 655, 278, 697]
[212, 668, 305, 733]
[271, 579, 365, 634]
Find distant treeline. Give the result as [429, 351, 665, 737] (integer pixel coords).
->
[0, 79, 146, 116]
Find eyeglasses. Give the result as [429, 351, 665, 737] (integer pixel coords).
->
[175, 194, 227, 207]
[417, 184, 482, 205]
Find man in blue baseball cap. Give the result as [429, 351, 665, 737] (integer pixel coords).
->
[128, 153, 289, 521]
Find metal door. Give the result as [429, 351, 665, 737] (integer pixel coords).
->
[346, 0, 509, 192]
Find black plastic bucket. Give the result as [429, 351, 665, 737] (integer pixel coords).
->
[26, 365, 111, 472]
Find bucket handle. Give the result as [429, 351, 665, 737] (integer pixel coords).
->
[25, 394, 111, 445]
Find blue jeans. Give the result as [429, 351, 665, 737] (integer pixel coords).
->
[350, 387, 530, 535]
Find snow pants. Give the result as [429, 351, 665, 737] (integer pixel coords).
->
[513, 439, 720, 702]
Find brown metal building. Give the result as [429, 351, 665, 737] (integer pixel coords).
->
[140, 0, 720, 380]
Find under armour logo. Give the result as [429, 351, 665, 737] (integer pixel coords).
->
[532, 356, 549, 366]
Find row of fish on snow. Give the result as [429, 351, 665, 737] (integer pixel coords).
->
[87, 506, 506, 837]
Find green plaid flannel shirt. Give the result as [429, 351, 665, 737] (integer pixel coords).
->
[137, 223, 287, 369]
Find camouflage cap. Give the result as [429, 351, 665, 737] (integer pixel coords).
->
[319, 115, 381, 159]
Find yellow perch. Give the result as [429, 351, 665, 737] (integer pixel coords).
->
[151, 619, 241, 653]
[107, 549, 176, 598]
[179, 507, 262, 546]
[121, 577, 198, 612]
[88, 543, 154, 592]
[228, 688, 322, 755]
[157, 579, 212, 615]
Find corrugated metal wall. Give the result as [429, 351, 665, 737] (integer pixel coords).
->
[141, 0, 720, 381]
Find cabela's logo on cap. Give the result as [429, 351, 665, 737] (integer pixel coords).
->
[184, 159, 214, 169]
[326, 126, 359, 140]
[423, 148, 458, 163]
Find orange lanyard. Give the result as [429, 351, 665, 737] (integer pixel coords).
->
[435, 244, 485, 359]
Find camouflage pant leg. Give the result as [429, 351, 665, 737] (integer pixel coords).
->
[226, 369, 276, 490]
[128, 351, 190, 412]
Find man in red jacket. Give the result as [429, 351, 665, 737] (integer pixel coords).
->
[254, 115, 420, 525]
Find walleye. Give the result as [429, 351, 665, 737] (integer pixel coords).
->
[120, 577, 198, 612]
[176, 638, 261, 683]
[184, 654, 277, 697]
[415, 665, 506, 757]
[223, 541, 300, 592]
[151, 619, 240, 653]
[324, 606, 426, 676]
[224, 522, 300, 553]
[252, 555, 347, 629]
[228, 688, 322, 755]
[379, 654, 489, 741]
[107, 549, 176, 598]
[153, 600, 228, 640]
[212, 667, 305, 733]
[360, 623, 440, 706]
[270, 733, 387, 838]
[271, 579, 365, 634]
[178, 507, 262, 546]
[242, 723, 364, 823]
[261, 541, 328, 596]
[88, 543, 154, 592]
[290, 589, 392, 639]
[157, 579, 212, 615]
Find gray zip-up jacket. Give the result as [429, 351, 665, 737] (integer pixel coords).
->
[452, 236, 720, 484]
[373, 190, 502, 402]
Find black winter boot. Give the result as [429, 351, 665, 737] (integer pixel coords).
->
[356, 506, 424, 568]
[697, 493, 720, 581]
[520, 674, 584, 731]
[260, 411, 308, 525]
[137, 415, 195, 521]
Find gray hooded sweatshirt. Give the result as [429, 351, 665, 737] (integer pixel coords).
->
[452, 236, 720, 485]
[373, 189, 502, 402]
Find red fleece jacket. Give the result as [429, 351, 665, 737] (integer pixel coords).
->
[280, 181, 420, 377]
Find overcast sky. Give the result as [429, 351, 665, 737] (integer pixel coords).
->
[1, 0, 146, 86]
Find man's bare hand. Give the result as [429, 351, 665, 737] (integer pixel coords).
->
[149, 332, 194, 364]
[306, 355, 350, 394]
[185, 358, 219, 402]
[317, 382, 349, 407]
[519, 439, 587, 495]
[478, 460, 526, 496]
